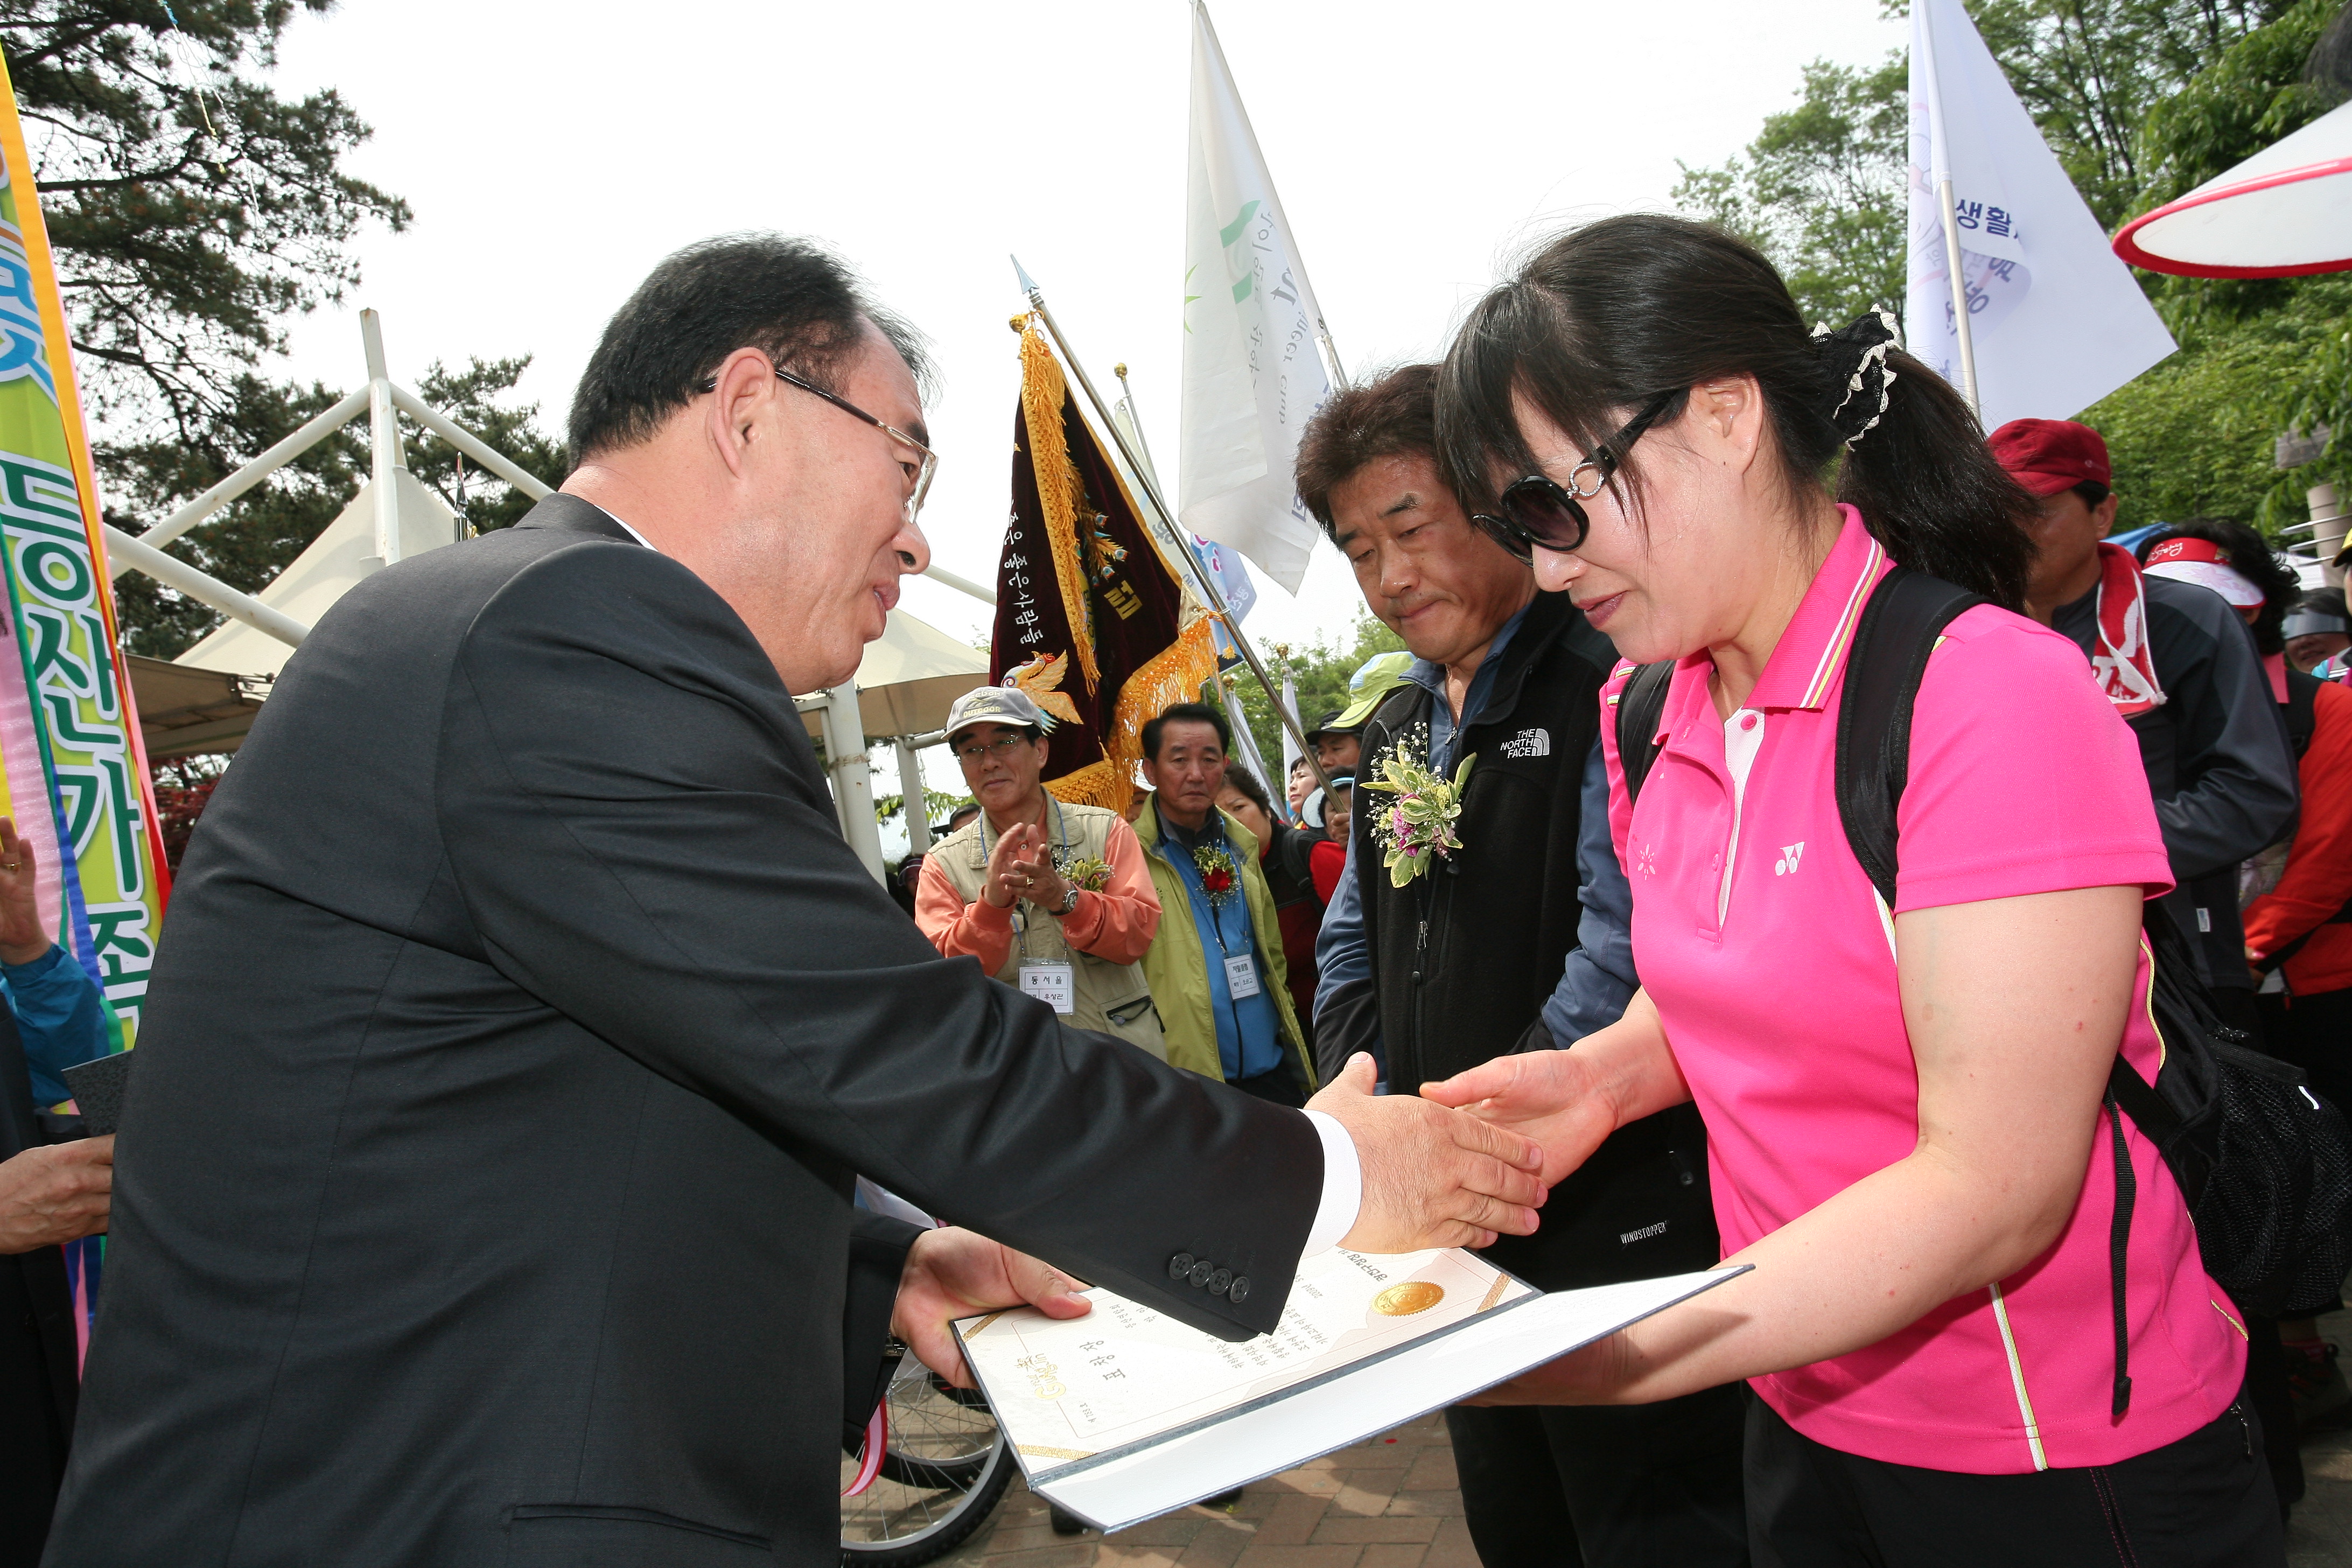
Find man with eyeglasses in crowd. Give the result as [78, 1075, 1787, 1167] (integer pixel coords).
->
[915, 685, 1167, 1059]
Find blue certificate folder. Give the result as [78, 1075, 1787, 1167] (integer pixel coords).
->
[955, 1251, 1747, 1533]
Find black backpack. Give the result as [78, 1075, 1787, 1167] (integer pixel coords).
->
[1616, 565, 2352, 1416]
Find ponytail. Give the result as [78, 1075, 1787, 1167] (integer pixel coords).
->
[1438, 214, 2039, 612]
[1835, 345, 2037, 610]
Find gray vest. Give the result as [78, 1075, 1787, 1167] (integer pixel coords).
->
[932, 800, 1166, 1060]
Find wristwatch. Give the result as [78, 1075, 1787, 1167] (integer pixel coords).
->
[1053, 884, 1081, 916]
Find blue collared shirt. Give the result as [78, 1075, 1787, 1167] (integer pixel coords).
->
[4, 946, 111, 1108]
[1160, 815, 1287, 1082]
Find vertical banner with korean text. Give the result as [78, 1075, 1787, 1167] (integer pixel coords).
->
[0, 55, 170, 1062]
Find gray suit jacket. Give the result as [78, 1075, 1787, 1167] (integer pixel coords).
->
[46, 496, 1319, 1567]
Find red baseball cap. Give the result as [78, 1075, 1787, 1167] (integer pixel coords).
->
[1988, 418, 2112, 498]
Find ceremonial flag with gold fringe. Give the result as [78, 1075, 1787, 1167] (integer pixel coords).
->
[993, 321, 1216, 815]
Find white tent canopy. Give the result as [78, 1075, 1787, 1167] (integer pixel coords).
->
[805, 610, 987, 741]
[176, 471, 458, 680]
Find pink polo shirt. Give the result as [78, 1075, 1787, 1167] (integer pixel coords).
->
[1600, 508, 2245, 1474]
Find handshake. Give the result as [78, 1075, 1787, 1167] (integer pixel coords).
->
[1307, 1052, 1550, 1253]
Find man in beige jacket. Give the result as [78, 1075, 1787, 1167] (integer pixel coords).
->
[915, 687, 1167, 1058]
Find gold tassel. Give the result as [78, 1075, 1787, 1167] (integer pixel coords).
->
[1018, 323, 1102, 696]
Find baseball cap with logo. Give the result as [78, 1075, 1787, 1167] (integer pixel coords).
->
[942, 685, 1054, 741]
[2141, 536, 2266, 610]
[1987, 418, 2113, 499]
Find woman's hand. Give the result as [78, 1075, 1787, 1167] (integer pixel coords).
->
[1422, 993, 1689, 1187]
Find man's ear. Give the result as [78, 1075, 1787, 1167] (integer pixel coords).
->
[1034, 736, 1049, 772]
[704, 348, 780, 479]
[2092, 491, 2122, 540]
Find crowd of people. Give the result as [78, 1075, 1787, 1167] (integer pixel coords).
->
[897, 214, 2352, 1565]
[20, 214, 2348, 1568]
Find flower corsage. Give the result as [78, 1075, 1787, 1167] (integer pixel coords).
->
[1062, 856, 1114, 893]
[1365, 726, 1474, 888]
[1191, 842, 1240, 907]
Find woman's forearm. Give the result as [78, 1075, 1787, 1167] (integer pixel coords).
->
[1489, 1131, 2090, 1407]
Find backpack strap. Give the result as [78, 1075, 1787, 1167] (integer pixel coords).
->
[1832, 566, 1986, 907]
[1615, 661, 1676, 806]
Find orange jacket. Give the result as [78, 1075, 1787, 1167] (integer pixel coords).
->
[2245, 678, 2352, 995]
[914, 811, 1160, 971]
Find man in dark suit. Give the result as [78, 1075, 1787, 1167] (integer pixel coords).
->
[44, 237, 1543, 1567]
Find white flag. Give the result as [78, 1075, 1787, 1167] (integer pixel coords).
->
[1905, 0, 2174, 429]
[1179, 0, 1335, 595]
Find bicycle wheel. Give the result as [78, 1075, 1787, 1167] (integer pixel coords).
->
[841, 1357, 1016, 1566]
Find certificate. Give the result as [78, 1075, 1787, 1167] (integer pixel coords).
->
[956, 1250, 1746, 1533]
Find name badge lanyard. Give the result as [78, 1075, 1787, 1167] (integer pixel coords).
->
[1192, 821, 1263, 1052]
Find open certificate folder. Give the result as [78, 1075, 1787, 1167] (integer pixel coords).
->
[956, 1247, 1747, 1533]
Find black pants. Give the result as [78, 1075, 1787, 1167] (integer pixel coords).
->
[1229, 1062, 1306, 1109]
[0, 1263, 66, 1567]
[1744, 1395, 2282, 1567]
[1447, 1386, 1749, 1567]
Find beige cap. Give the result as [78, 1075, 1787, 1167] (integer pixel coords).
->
[943, 684, 1055, 740]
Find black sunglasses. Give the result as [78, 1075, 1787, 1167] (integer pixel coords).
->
[1471, 390, 1685, 563]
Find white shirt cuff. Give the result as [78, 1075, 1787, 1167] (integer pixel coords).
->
[1300, 1108, 1362, 1255]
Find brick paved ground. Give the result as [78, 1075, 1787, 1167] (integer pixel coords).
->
[935, 1412, 1469, 1568]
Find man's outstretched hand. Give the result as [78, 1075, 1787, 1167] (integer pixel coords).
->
[1419, 1049, 1617, 1188]
[1309, 1054, 1548, 1252]
[892, 1227, 1091, 1389]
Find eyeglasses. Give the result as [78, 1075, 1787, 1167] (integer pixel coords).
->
[699, 363, 937, 524]
[1471, 390, 1685, 563]
[953, 732, 1034, 763]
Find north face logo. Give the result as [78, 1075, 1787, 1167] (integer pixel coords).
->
[1774, 842, 1805, 876]
[1500, 727, 1550, 759]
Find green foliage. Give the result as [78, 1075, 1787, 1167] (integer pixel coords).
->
[873, 785, 972, 831]
[3, 1, 410, 439]
[108, 357, 563, 658]
[1673, 53, 1912, 331]
[1222, 612, 1410, 791]
[1963, 0, 2292, 228]
[1688, 1, 2349, 547]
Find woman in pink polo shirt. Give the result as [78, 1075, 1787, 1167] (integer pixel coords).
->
[1422, 215, 2277, 1565]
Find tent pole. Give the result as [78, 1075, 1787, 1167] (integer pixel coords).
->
[362, 310, 405, 570]
[101, 525, 309, 648]
[1011, 259, 1330, 796]
[897, 737, 933, 852]
[112, 387, 372, 573]
[820, 682, 887, 883]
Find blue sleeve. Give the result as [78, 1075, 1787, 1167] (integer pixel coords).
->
[1, 945, 111, 1108]
[1312, 832, 1372, 1024]
[1540, 739, 1639, 1045]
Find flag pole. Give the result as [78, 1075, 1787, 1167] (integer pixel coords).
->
[1937, 177, 1983, 415]
[1012, 255, 1331, 794]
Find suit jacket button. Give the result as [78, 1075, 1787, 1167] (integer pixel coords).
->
[1228, 1276, 1250, 1305]
[1208, 1268, 1233, 1296]
[1187, 1260, 1215, 1289]
[1169, 1252, 1195, 1280]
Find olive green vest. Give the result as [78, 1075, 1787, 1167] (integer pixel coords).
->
[932, 800, 1167, 1060]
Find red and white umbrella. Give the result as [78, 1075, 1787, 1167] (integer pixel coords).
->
[2113, 100, 2352, 278]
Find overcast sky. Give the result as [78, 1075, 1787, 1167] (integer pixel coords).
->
[260, 0, 1906, 660]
